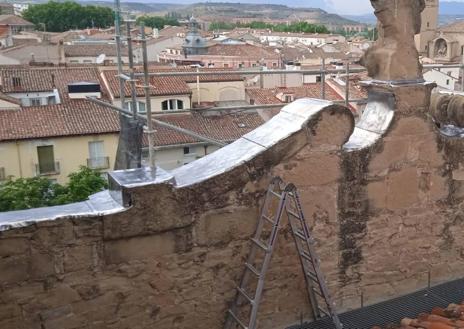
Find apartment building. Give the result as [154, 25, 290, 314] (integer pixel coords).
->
[0, 67, 119, 184]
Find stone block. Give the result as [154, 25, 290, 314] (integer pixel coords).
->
[429, 174, 448, 201]
[369, 137, 409, 174]
[0, 254, 29, 284]
[30, 249, 55, 279]
[367, 180, 387, 209]
[64, 244, 94, 273]
[390, 117, 432, 137]
[104, 233, 176, 264]
[0, 238, 29, 257]
[195, 207, 257, 246]
[281, 153, 341, 186]
[386, 167, 419, 210]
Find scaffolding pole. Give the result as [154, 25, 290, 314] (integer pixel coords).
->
[140, 24, 156, 168]
[87, 97, 226, 147]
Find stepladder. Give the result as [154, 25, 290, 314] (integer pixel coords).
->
[224, 177, 343, 329]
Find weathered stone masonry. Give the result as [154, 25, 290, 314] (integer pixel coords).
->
[1, 87, 464, 329]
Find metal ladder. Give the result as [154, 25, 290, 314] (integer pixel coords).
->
[224, 178, 342, 329]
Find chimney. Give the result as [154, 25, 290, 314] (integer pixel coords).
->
[58, 40, 65, 65]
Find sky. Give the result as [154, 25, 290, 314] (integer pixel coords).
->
[325, 0, 462, 15]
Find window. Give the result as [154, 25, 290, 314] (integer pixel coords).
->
[183, 147, 190, 154]
[47, 95, 56, 105]
[88, 141, 109, 169]
[37, 145, 56, 174]
[446, 79, 450, 85]
[12, 77, 21, 87]
[284, 95, 293, 103]
[427, 22, 430, 28]
[31, 98, 41, 106]
[316, 76, 322, 82]
[125, 101, 146, 113]
[223, 63, 229, 68]
[272, 62, 277, 67]
[162, 99, 184, 111]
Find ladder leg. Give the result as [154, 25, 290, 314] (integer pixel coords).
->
[225, 177, 285, 329]
[284, 184, 343, 329]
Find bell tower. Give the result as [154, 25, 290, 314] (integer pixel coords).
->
[415, 0, 439, 56]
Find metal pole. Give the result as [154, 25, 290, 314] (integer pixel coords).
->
[114, 0, 125, 109]
[321, 57, 326, 100]
[126, 20, 138, 118]
[345, 61, 350, 107]
[461, 55, 464, 92]
[87, 97, 226, 147]
[196, 67, 201, 106]
[140, 24, 156, 168]
[134, 67, 367, 78]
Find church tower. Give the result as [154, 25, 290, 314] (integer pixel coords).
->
[415, 0, 439, 56]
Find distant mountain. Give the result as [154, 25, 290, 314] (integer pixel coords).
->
[346, 1, 464, 26]
[74, 1, 361, 27]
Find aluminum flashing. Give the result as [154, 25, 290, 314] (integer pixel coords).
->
[0, 190, 125, 231]
[172, 98, 336, 187]
[440, 125, 464, 138]
[0, 98, 341, 230]
[288, 278, 464, 329]
[344, 89, 395, 151]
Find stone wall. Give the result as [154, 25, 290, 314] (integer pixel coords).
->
[1, 90, 464, 329]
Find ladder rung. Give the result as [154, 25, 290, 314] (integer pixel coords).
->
[251, 238, 269, 252]
[318, 307, 329, 316]
[295, 230, 306, 240]
[236, 286, 254, 304]
[313, 288, 324, 298]
[287, 210, 301, 219]
[300, 250, 313, 261]
[269, 190, 282, 199]
[245, 263, 261, 277]
[306, 271, 318, 282]
[262, 214, 274, 224]
[227, 310, 248, 329]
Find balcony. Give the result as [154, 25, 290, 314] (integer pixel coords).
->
[35, 161, 60, 176]
[0, 167, 5, 181]
[87, 156, 110, 170]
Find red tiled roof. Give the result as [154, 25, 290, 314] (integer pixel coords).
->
[0, 15, 33, 26]
[246, 83, 343, 105]
[149, 111, 266, 147]
[0, 67, 107, 101]
[0, 100, 119, 141]
[102, 68, 243, 99]
[64, 44, 128, 57]
[373, 303, 464, 329]
[206, 43, 279, 58]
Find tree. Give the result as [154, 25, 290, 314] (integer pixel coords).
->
[136, 15, 179, 30]
[0, 166, 108, 212]
[22, 1, 114, 32]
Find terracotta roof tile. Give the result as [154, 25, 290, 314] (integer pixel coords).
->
[0, 67, 108, 101]
[64, 44, 128, 57]
[0, 15, 33, 26]
[149, 111, 265, 147]
[102, 68, 243, 99]
[0, 100, 119, 141]
[373, 302, 464, 329]
[246, 83, 343, 105]
[206, 43, 279, 58]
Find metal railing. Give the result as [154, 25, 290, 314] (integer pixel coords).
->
[35, 161, 60, 176]
[87, 156, 110, 170]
